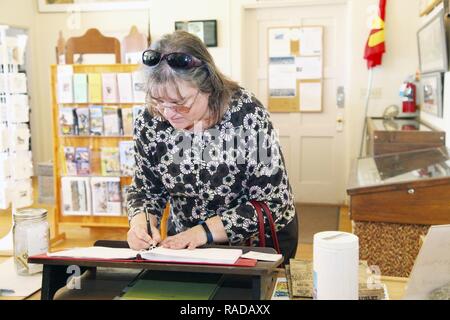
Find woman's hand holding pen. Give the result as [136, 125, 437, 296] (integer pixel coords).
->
[127, 213, 161, 250]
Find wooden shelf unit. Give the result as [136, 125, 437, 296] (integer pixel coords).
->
[51, 64, 140, 239]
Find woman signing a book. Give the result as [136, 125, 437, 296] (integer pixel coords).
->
[127, 31, 298, 263]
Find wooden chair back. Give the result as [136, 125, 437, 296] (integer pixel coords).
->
[65, 28, 121, 64]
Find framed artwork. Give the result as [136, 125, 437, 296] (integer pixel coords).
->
[38, 0, 151, 13]
[417, 6, 448, 73]
[421, 72, 443, 118]
[175, 20, 218, 47]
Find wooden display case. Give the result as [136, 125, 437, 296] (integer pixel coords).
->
[366, 118, 445, 156]
[347, 147, 450, 277]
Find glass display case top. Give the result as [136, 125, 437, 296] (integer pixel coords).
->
[351, 147, 450, 189]
[371, 119, 432, 132]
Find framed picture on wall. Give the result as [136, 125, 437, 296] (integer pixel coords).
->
[38, 0, 151, 13]
[421, 72, 444, 118]
[175, 20, 218, 47]
[417, 6, 448, 73]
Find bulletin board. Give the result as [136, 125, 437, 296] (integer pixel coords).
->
[267, 26, 324, 113]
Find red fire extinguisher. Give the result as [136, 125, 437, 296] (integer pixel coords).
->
[402, 82, 417, 113]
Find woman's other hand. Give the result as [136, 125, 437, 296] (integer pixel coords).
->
[160, 225, 207, 250]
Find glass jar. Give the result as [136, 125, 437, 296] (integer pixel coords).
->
[13, 208, 50, 275]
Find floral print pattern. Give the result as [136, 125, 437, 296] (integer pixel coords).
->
[127, 88, 297, 245]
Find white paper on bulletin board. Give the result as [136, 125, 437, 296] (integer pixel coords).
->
[295, 56, 322, 79]
[299, 27, 323, 56]
[268, 28, 291, 58]
[299, 82, 322, 112]
[269, 57, 297, 97]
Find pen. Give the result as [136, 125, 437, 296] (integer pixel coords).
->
[145, 212, 155, 249]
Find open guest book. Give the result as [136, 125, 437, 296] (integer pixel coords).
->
[47, 246, 246, 265]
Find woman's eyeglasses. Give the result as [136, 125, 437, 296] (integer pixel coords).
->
[151, 90, 201, 114]
[142, 50, 203, 70]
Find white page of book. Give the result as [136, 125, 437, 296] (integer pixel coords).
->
[48, 246, 243, 265]
[47, 247, 139, 260]
[139, 247, 243, 265]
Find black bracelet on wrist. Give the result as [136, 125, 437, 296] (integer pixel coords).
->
[198, 220, 214, 244]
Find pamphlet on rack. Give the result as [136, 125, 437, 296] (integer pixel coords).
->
[75, 108, 90, 136]
[61, 177, 92, 216]
[73, 73, 88, 103]
[91, 177, 122, 216]
[57, 65, 74, 104]
[102, 73, 119, 103]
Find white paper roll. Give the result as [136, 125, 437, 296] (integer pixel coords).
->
[313, 231, 359, 300]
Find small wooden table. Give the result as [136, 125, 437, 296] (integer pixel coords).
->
[28, 241, 282, 300]
[1, 255, 409, 300]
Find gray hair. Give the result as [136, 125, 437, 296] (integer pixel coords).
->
[143, 31, 240, 126]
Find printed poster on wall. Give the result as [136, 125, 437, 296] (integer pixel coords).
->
[269, 57, 297, 97]
[268, 28, 291, 58]
[295, 56, 322, 79]
[299, 27, 323, 56]
[299, 82, 322, 112]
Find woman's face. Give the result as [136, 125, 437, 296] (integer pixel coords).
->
[151, 80, 210, 131]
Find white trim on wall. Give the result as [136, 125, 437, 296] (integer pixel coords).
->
[37, 0, 151, 13]
[243, 0, 349, 10]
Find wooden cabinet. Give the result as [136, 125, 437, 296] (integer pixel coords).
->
[347, 147, 450, 277]
[366, 118, 445, 156]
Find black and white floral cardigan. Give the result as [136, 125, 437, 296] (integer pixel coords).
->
[127, 88, 296, 245]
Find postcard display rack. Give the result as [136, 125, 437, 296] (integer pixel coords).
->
[0, 26, 34, 253]
[51, 64, 149, 240]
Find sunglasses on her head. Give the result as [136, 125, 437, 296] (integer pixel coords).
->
[142, 50, 203, 70]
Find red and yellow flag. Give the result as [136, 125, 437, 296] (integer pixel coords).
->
[364, 0, 387, 69]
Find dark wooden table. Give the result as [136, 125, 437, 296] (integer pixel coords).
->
[28, 241, 283, 300]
